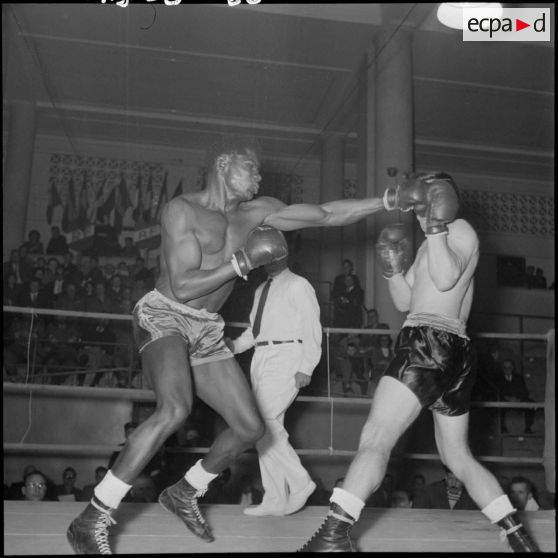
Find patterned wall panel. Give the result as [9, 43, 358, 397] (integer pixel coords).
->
[460, 190, 554, 238]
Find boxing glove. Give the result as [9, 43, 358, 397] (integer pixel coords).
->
[383, 176, 426, 214]
[376, 223, 413, 278]
[424, 178, 459, 236]
[231, 225, 288, 278]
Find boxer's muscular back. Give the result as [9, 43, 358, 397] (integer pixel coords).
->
[409, 219, 479, 322]
[156, 192, 284, 312]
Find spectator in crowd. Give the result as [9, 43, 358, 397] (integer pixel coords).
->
[46, 225, 69, 255]
[74, 255, 92, 292]
[116, 261, 131, 286]
[497, 359, 535, 434]
[43, 316, 81, 385]
[391, 489, 412, 509]
[22, 470, 52, 502]
[3, 272, 22, 306]
[3, 249, 27, 286]
[49, 265, 66, 300]
[409, 473, 426, 504]
[79, 318, 116, 387]
[85, 282, 113, 314]
[3, 315, 46, 381]
[360, 308, 389, 351]
[6, 465, 37, 500]
[17, 245, 36, 282]
[525, 266, 536, 289]
[332, 274, 365, 332]
[118, 286, 134, 314]
[533, 267, 547, 289]
[35, 256, 47, 273]
[132, 257, 153, 288]
[413, 466, 477, 510]
[55, 283, 84, 313]
[335, 340, 369, 396]
[61, 252, 79, 284]
[80, 467, 108, 502]
[18, 278, 51, 309]
[88, 256, 105, 286]
[131, 278, 149, 305]
[127, 474, 159, 503]
[43, 256, 59, 284]
[21, 229, 44, 255]
[235, 473, 263, 508]
[56, 467, 84, 502]
[32, 266, 47, 287]
[111, 304, 136, 388]
[332, 259, 361, 304]
[366, 330, 394, 386]
[107, 275, 124, 304]
[508, 476, 540, 511]
[102, 263, 117, 286]
[120, 236, 140, 258]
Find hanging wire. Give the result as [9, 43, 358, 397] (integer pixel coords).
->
[287, 3, 420, 176]
[325, 329, 334, 455]
[19, 311, 37, 444]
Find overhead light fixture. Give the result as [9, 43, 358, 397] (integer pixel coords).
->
[436, 3, 503, 30]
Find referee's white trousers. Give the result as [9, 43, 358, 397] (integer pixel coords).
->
[250, 345, 313, 510]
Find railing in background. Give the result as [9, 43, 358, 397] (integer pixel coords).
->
[4, 305, 553, 462]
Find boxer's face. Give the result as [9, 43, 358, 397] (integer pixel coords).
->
[223, 150, 261, 201]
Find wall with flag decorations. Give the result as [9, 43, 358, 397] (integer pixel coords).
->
[23, 135, 335, 278]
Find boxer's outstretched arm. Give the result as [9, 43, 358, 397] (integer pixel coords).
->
[263, 197, 384, 231]
[162, 198, 236, 302]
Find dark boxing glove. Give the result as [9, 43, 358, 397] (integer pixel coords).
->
[376, 223, 413, 279]
[423, 176, 459, 236]
[231, 225, 288, 278]
[383, 176, 426, 214]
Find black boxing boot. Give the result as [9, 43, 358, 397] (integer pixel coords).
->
[159, 477, 214, 542]
[66, 496, 116, 554]
[497, 513, 540, 552]
[297, 503, 356, 552]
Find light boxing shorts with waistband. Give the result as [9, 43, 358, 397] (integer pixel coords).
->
[383, 313, 476, 416]
[132, 289, 233, 366]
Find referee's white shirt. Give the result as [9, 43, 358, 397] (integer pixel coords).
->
[232, 268, 322, 376]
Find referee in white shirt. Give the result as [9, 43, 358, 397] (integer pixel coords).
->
[229, 254, 322, 516]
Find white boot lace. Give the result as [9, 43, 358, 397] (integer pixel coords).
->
[94, 512, 117, 554]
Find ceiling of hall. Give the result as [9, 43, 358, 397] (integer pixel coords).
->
[2, 3, 554, 181]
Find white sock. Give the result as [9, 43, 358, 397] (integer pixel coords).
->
[482, 494, 517, 523]
[184, 459, 218, 491]
[93, 470, 132, 510]
[330, 487, 365, 522]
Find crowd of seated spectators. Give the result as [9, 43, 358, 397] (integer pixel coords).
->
[2, 229, 160, 387]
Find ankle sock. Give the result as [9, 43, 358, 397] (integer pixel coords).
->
[481, 494, 516, 523]
[185, 459, 218, 491]
[330, 487, 365, 522]
[94, 470, 132, 509]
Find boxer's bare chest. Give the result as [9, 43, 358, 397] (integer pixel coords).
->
[192, 203, 264, 266]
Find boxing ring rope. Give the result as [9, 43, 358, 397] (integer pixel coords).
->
[3, 306, 553, 475]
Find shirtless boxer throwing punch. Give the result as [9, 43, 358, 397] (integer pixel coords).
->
[66, 136, 387, 554]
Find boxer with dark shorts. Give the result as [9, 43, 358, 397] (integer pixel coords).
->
[66, 135, 387, 554]
[301, 172, 539, 553]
